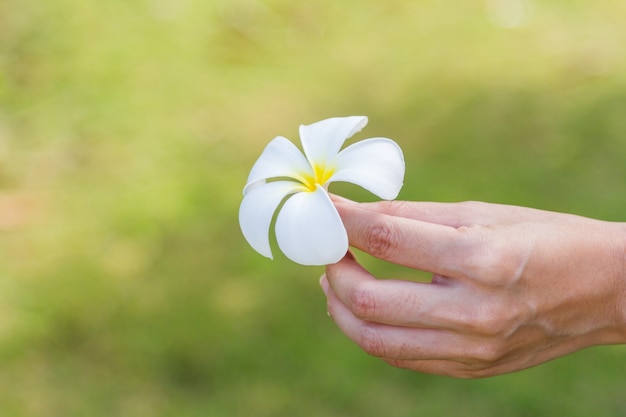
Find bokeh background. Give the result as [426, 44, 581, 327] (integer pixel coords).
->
[1, 0, 625, 415]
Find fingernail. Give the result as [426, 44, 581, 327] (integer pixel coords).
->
[329, 194, 356, 204]
[319, 274, 329, 295]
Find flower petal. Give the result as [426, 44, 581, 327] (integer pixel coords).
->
[275, 185, 348, 265]
[239, 181, 302, 259]
[299, 116, 368, 164]
[244, 136, 312, 195]
[329, 138, 405, 200]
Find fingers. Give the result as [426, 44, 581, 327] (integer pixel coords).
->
[319, 254, 538, 377]
[321, 274, 463, 361]
[332, 197, 474, 227]
[382, 358, 473, 378]
[333, 200, 479, 275]
[324, 254, 493, 333]
[382, 358, 505, 379]
[332, 196, 547, 227]
[320, 271, 500, 366]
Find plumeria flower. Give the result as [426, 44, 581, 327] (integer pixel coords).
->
[239, 116, 405, 266]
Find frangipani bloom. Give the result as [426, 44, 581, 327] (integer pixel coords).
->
[239, 116, 405, 266]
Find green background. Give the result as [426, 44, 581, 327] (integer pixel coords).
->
[1, 0, 625, 415]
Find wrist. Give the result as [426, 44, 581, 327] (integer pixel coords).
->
[584, 220, 626, 346]
[617, 222, 626, 341]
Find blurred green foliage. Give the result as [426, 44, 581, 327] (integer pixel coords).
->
[0, 0, 625, 415]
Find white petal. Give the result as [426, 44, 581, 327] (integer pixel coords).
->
[299, 116, 368, 164]
[239, 181, 302, 259]
[275, 185, 348, 266]
[329, 138, 405, 200]
[244, 136, 313, 195]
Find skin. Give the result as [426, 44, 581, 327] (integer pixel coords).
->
[320, 198, 626, 378]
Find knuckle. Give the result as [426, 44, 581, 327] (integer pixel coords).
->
[359, 326, 387, 357]
[455, 227, 528, 286]
[348, 282, 378, 320]
[468, 341, 505, 364]
[454, 226, 492, 273]
[482, 246, 527, 286]
[365, 218, 400, 259]
[475, 304, 509, 336]
[456, 301, 515, 338]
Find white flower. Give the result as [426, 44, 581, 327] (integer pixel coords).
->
[239, 116, 405, 266]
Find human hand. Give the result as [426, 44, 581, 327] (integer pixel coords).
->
[320, 199, 626, 378]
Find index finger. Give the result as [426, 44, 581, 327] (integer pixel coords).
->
[332, 197, 551, 227]
[334, 199, 476, 276]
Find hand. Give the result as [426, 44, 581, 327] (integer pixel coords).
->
[320, 199, 626, 378]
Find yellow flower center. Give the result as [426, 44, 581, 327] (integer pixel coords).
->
[301, 163, 335, 192]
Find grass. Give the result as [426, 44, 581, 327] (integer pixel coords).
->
[1, 0, 625, 415]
